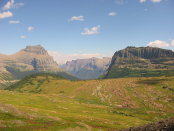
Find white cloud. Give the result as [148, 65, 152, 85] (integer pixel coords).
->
[2, 0, 14, 10]
[139, 0, 162, 3]
[27, 26, 34, 31]
[81, 25, 100, 35]
[139, 0, 147, 3]
[147, 40, 169, 47]
[150, 0, 162, 3]
[13, 2, 24, 8]
[48, 51, 104, 65]
[69, 16, 84, 22]
[2, 0, 24, 10]
[8, 20, 20, 24]
[171, 40, 174, 47]
[0, 11, 13, 19]
[108, 12, 117, 16]
[20, 35, 27, 39]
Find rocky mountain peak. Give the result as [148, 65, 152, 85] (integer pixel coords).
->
[105, 46, 174, 78]
[61, 57, 111, 79]
[22, 45, 48, 55]
[114, 46, 174, 59]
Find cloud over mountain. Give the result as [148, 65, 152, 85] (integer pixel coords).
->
[48, 51, 104, 65]
[147, 40, 174, 48]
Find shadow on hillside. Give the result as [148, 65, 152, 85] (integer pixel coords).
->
[137, 78, 168, 85]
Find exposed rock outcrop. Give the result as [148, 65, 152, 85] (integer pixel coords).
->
[0, 45, 76, 89]
[121, 117, 174, 131]
[105, 47, 174, 78]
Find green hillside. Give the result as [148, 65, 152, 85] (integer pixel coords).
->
[1, 74, 174, 130]
[106, 67, 174, 78]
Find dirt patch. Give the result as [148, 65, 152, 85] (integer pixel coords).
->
[0, 103, 23, 116]
[121, 117, 174, 131]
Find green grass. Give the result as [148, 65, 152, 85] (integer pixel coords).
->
[1, 74, 174, 130]
[0, 91, 149, 130]
[106, 67, 174, 78]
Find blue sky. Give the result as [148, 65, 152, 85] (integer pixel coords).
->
[0, 0, 174, 57]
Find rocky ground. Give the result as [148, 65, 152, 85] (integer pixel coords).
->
[121, 117, 174, 131]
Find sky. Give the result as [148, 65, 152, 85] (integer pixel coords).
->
[0, 0, 174, 64]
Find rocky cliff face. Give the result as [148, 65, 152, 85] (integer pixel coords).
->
[21, 45, 48, 55]
[105, 47, 174, 78]
[61, 57, 111, 79]
[0, 45, 75, 89]
[12, 45, 61, 72]
[112, 46, 174, 59]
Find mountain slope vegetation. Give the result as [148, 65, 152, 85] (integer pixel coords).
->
[2, 73, 174, 130]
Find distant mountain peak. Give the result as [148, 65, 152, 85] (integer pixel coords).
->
[22, 45, 48, 55]
[61, 57, 111, 79]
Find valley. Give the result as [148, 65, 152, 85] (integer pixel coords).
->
[1, 0, 174, 130]
[0, 46, 174, 130]
[0, 74, 173, 130]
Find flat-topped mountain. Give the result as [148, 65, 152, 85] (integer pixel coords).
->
[61, 57, 111, 79]
[11, 45, 61, 72]
[105, 46, 174, 78]
[111, 46, 174, 59]
[21, 45, 48, 55]
[0, 45, 76, 88]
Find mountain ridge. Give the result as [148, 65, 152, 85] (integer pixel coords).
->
[0, 45, 77, 89]
[61, 57, 111, 79]
[105, 46, 174, 78]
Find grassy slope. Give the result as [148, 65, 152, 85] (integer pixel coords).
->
[0, 66, 78, 89]
[106, 67, 174, 78]
[1, 74, 174, 130]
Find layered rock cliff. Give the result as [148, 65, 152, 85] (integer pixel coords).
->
[12, 45, 61, 72]
[105, 46, 174, 78]
[0, 45, 75, 89]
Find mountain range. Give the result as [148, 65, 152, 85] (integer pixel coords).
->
[61, 57, 111, 79]
[1, 45, 174, 89]
[0, 45, 174, 130]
